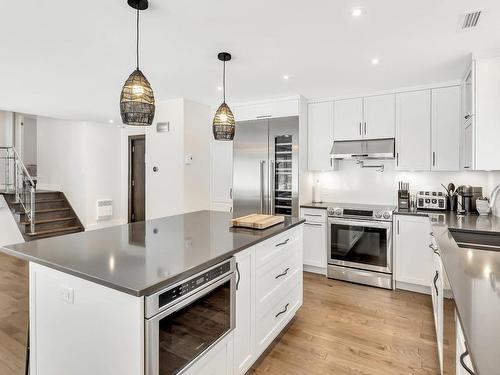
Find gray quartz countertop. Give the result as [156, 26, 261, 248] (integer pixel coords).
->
[398, 208, 500, 375]
[1, 210, 304, 297]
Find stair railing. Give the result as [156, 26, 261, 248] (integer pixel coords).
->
[0, 146, 37, 233]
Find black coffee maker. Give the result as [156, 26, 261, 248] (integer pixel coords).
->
[456, 185, 483, 214]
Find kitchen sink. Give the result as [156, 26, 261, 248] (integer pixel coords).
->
[450, 229, 500, 252]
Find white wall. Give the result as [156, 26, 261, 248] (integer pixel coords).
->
[22, 116, 37, 166]
[0, 195, 24, 246]
[37, 117, 122, 228]
[315, 160, 500, 205]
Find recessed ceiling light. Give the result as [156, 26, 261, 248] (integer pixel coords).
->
[283, 75, 290, 80]
[108, 119, 114, 124]
[217, 86, 223, 91]
[351, 7, 366, 18]
[371, 58, 380, 65]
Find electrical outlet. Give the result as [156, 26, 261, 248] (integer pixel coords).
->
[58, 285, 74, 304]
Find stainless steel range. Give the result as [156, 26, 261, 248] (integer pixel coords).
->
[326, 203, 396, 289]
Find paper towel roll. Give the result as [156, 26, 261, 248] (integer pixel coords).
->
[313, 179, 321, 203]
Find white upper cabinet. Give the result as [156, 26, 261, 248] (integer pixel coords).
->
[307, 102, 334, 171]
[431, 86, 460, 171]
[363, 94, 395, 139]
[232, 99, 299, 122]
[211, 140, 233, 204]
[333, 98, 363, 140]
[395, 90, 431, 171]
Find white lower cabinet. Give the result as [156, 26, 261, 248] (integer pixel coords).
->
[233, 225, 303, 374]
[456, 316, 475, 375]
[431, 251, 444, 371]
[394, 215, 433, 289]
[301, 208, 327, 273]
[233, 248, 255, 375]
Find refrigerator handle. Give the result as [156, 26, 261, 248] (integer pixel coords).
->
[260, 160, 265, 214]
[270, 160, 275, 215]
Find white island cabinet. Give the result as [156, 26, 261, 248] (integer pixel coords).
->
[22, 219, 304, 375]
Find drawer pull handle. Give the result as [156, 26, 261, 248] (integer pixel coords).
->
[276, 238, 290, 247]
[275, 303, 290, 318]
[459, 348, 475, 375]
[304, 213, 322, 217]
[236, 262, 241, 291]
[433, 271, 439, 297]
[304, 223, 322, 227]
[429, 243, 440, 255]
[275, 267, 290, 279]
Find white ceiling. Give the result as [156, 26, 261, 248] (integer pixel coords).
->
[1, 0, 499, 123]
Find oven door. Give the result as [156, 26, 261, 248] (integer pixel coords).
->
[328, 217, 392, 273]
[146, 272, 235, 375]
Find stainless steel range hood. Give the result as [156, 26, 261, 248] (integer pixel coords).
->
[330, 138, 395, 160]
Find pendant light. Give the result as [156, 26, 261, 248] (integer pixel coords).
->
[212, 52, 235, 140]
[120, 0, 155, 126]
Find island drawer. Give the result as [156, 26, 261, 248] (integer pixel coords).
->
[301, 208, 327, 223]
[255, 226, 302, 268]
[255, 245, 301, 307]
[255, 279, 301, 354]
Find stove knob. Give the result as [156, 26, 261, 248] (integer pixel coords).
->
[375, 212, 382, 218]
[327, 208, 334, 216]
[334, 208, 342, 216]
[383, 212, 391, 220]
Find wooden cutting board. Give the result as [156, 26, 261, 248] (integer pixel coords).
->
[231, 214, 285, 229]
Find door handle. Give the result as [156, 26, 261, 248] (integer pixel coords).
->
[259, 160, 265, 214]
[459, 348, 475, 375]
[432, 151, 436, 167]
[275, 238, 290, 247]
[236, 262, 241, 291]
[275, 267, 290, 279]
[270, 160, 275, 215]
[229, 187, 233, 200]
[359, 122, 362, 136]
[275, 303, 290, 318]
[396, 153, 399, 166]
[433, 271, 439, 296]
[364, 122, 367, 135]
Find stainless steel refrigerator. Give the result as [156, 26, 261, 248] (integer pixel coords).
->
[233, 116, 299, 218]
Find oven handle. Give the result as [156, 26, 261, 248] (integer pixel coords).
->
[328, 217, 392, 230]
[146, 272, 235, 324]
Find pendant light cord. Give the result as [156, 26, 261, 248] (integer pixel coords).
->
[136, 7, 140, 69]
[223, 60, 226, 103]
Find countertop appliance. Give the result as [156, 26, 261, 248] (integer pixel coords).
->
[326, 203, 396, 289]
[417, 191, 447, 210]
[233, 116, 299, 218]
[145, 258, 235, 375]
[457, 186, 483, 214]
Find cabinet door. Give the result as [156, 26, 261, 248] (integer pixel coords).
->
[233, 248, 255, 375]
[394, 215, 433, 286]
[307, 102, 334, 171]
[395, 90, 431, 170]
[334, 98, 363, 141]
[363, 94, 395, 139]
[431, 86, 460, 171]
[211, 140, 233, 203]
[303, 221, 326, 270]
[432, 252, 444, 371]
[463, 123, 474, 170]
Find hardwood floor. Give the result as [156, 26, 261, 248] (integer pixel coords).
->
[0, 252, 28, 375]
[250, 272, 440, 375]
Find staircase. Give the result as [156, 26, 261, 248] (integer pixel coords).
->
[4, 191, 85, 241]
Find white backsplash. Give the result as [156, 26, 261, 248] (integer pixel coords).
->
[316, 160, 500, 206]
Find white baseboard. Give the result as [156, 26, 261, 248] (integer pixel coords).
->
[395, 281, 431, 295]
[303, 264, 326, 275]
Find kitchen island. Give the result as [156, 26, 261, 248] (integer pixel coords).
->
[1, 210, 304, 375]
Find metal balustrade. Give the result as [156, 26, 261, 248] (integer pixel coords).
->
[0, 146, 36, 233]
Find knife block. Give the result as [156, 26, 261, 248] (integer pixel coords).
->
[398, 190, 409, 210]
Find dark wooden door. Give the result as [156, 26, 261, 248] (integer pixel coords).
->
[129, 135, 146, 223]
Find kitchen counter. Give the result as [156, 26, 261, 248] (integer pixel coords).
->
[0, 210, 304, 296]
[396, 208, 500, 375]
[300, 202, 332, 209]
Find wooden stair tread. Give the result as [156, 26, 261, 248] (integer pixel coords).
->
[26, 226, 83, 237]
[32, 207, 70, 213]
[20, 217, 76, 225]
[10, 198, 65, 204]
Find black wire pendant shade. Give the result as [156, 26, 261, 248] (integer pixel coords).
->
[213, 52, 235, 140]
[120, 0, 155, 126]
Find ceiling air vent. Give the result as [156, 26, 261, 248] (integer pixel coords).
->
[458, 11, 482, 31]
